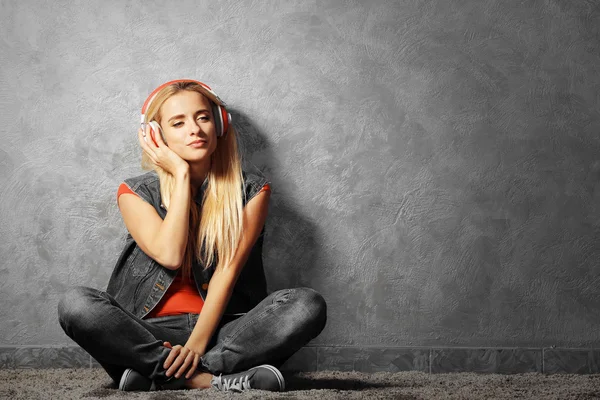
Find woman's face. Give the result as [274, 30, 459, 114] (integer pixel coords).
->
[158, 90, 218, 163]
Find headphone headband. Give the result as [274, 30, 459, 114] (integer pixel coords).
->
[140, 79, 231, 137]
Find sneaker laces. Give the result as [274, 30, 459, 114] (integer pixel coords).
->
[212, 373, 252, 392]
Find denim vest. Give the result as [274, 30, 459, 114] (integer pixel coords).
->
[106, 170, 269, 319]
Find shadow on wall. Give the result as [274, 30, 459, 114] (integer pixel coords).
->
[232, 109, 327, 293]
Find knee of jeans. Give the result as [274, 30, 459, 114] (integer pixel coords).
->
[57, 286, 97, 328]
[292, 287, 327, 331]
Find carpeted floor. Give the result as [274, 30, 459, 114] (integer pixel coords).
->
[1, 369, 600, 399]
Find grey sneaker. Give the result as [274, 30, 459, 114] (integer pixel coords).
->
[119, 368, 187, 391]
[210, 364, 285, 392]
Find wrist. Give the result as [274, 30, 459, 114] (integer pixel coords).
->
[174, 166, 190, 181]
[185, 341, 206, 355]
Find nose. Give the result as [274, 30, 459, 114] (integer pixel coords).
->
[189, 118, 202, 135]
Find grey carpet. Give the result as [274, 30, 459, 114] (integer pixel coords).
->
[1, 369, 600, 399]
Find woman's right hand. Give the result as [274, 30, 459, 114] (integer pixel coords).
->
[138, 125, 189, 177]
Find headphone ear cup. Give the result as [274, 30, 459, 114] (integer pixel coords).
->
[148, 121, 167, 145]
[222, 108, 231, 138]
[211, 102, 223, 137]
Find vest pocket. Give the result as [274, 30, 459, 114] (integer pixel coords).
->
[127, 245, 154, 277]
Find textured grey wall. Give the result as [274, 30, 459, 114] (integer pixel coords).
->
[1, 0, 599, 351]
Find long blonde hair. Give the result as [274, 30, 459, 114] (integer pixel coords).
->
[141, 82, 244, 277]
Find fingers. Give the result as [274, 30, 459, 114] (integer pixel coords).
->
[163, 345, 182, 372]
[165, 345, 189, 377]
[138, 123, 165, 154]
[175, 351, 196, 379]
[142, 122, 165, 148]
[149, 129, 159, 147]
[136, 123, 186, 175]
[151, 124, 167, 147]
[163, 341, 172, 349]
[163, 346, 200, 379]
[185, 355, 200, 379]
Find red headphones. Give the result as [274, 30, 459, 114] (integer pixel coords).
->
[140, 79, 232, 143]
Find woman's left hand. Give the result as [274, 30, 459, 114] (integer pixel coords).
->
[162, 341, 204, 379]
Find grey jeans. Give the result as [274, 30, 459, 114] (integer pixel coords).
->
[57, 286, 326, 385]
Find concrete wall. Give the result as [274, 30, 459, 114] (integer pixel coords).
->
[1, 0, 599, 371]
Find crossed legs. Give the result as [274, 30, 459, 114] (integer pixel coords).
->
[58, 286, 327, 387]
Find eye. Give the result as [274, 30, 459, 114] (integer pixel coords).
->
[173, 122, 183, 127]
[197, 115, 210, 121]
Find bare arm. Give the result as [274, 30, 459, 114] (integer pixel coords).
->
[188, 188, 270, 348]
[117, 127, 192, 269]
[118, 171, 190, 269]
[163, 187, 271, 378]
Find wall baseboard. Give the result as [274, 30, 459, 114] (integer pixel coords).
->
[0, 346, 598, 374]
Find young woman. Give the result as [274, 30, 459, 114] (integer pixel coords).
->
[57, 79, 327, 393]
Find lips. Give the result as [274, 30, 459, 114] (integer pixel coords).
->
[188, 140, 207, 146]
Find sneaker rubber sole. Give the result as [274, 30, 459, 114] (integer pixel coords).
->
[255, 364, 285, 391]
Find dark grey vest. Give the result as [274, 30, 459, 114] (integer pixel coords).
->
[106, 170, 269, 318]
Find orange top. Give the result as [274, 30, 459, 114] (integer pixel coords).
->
[116, 183, 137, 199]
[116, 181, 270, 317]
[148, 272, 205, 317]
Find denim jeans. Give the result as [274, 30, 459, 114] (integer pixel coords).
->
[57, 286, 326, 385]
